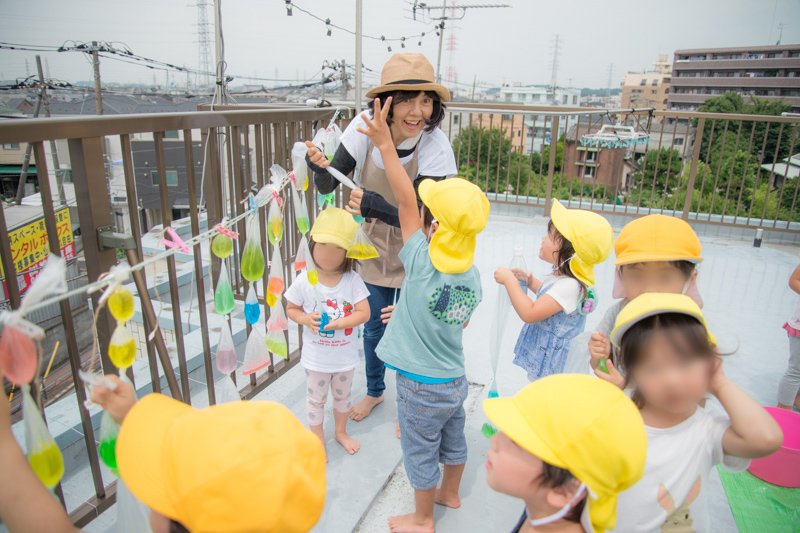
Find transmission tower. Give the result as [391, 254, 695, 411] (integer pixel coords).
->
[196, 0, 213, 89]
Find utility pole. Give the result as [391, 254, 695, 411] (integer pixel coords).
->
[91, 41, 103, 115]
[35, 56, 64, 204]
[471, 74, 477, 101]
[354, 0, 363, 113]
[15, 57, 45, 204]
[341, 59, 348, 99]
[213, 0, 226, 104]
[412, 1, 510, 84]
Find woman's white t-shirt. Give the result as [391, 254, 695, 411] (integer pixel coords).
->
[284, 271, 370, 373]
[612, 406, 749, 533]
[340, 114, 458, 180]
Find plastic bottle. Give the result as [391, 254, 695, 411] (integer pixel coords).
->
[509, 246, 529, 293]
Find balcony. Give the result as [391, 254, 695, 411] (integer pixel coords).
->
[0, 104, 798, 531]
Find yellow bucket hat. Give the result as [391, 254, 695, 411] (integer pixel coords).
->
[484, 374, 647, 533]
[550, 200, 614, 287]
[117, 395, 326, 532]
[615, 214, 702, 266]
[418, 178, 490, 274]
[310, 207, 359, 250]
[610, 292, 716, 348]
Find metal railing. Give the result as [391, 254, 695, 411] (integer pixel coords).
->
[0, 101, 798, 526]
[0, 106, 348, 525]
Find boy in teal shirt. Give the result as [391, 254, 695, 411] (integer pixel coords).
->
[358, 96, 490, 532]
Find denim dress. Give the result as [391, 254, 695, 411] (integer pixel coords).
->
[513, 277, 587, 380]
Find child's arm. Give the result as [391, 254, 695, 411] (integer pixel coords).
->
[286, 302, 321, 334]
[325, 299, 370, 331]
[789, 264, 800, 295]
[495, 267, 562, 323]
[712, 361, 783, 458]
[356, 97, 421, 243]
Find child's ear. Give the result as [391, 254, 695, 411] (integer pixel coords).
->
[545, 479, 583, 510]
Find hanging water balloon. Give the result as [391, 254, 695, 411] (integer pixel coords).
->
[292, 187, 310, 236]
[22, 385, 64, 489]
[214, 260, 235, 315]
[106, 287, 137, 370]
[267, 300, 289, 332]
[98, 410, 120, 476]
[242, 327, 269, 375]
[211, 222, 237, 259]
[241, 214, 266, 283]
[299, 236, 319, 285]
[294, 235, 310, 272]
[267, 247, 285, 308]
[325, 167, 380, 260]
[215, 321, 237, 375]
[266, 330, 288, 359]
[291, 141, 310, 192]
[244, 285, 260, 325]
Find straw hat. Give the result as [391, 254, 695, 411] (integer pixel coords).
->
[365, 53, 451, 102]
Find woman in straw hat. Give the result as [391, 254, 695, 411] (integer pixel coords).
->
[306, 53, 457, 421]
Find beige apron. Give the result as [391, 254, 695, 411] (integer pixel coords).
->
[357, 142, 419, 289]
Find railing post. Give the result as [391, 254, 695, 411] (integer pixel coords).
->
[682, 118, 706, 220]
[544, 115, 560, 213]
[68, 136, 117, 373]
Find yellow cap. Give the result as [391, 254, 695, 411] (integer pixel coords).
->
[484, 375, 646, 533]
[610, 292, 716, 348]
[550, 200, 613, 287]
[615, 215, 702, 266]
[418, 178, 490, 274]
[311, 206, 359, 250]
[117, 395, 326, 532]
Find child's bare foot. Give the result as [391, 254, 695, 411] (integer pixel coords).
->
[349, 395, 384, 421]
[335, 432, 360, 454]
[388, 513, 434, 533]
[434, 488, 461, 509]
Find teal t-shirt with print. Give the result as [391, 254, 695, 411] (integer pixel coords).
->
[376, 230, 482, 379]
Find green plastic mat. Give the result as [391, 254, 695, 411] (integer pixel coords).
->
[717, 467, 800, 533]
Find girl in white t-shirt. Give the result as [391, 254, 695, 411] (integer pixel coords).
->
[285, 208, 370, 456]
[494, 201, 613, 381]
[610, 293, 782, 533]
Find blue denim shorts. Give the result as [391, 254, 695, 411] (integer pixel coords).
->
[396, 373, 469, 490]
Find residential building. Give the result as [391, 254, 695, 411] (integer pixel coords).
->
[668, 44, 800, 112]
[620, 54, 671, 111]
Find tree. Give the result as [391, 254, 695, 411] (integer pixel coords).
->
[630, 148, 683, 194]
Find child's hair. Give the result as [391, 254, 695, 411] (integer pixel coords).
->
[540, 462, 586, 523]
[420, 202, 435, 229]
[547, 221, 586, 296]
[372, 90, 446, 132]
[619, 260, 696, 278]
[309, 237, 357, 272]
[619, 312, 717, 407]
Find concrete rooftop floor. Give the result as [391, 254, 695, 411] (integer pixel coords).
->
[19, 212, 799, 533]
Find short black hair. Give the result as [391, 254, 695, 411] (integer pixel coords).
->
[371, 90, 446, 133]
[539, 462, 586, 524]
[619, 260, 696, 279]
[309, 236, 357, 273]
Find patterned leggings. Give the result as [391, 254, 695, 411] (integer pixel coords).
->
[306, 369, 355, 426]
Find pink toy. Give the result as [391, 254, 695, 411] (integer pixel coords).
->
[747, 407, 799, 488]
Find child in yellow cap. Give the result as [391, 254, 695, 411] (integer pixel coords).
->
[609, 293, 782, 532]
[586, 215, 703, 386]
[358, 97, 490, 532]
[0, 371, 327, 533]
[494, 201, 613, 381]
[483, 374, 647, 532]
[285, 207, 371, 455]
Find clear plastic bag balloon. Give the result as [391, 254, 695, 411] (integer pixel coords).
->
[211, 233, 234, 259]
[294, 235, 310, 272]
[115, 477, 152, 533]
[313, 124, 342, 162]
[317, 191, 335, 209]
[267, 300, 289, 332]
[291, 141, 309, 191]
[215, 375, 240, 404]
[241, 215, 266, 282]
[347, 227, 379, 260]
[292, 188, 310, 236]
[242, 327, 269, 375]
[98, 410, 120, 476]
[214, 260, 235, 315]
[267, 198, 283, 246]
[244, 285, 260, 325]
[108, 287, 134, 322]
[215, 321, 237, 375]
[0, 325, 38, 385]
[266, 330, 288, 359]
[22, 385, 64, 489]
[108, 323, 136, 369]
[267, 247, 285, 308]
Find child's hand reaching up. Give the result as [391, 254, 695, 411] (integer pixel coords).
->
[589, 332, 626, 388]
[356, 97, 394, 151]
[494, 267, 516, 285]
[89, 375, 137, 425]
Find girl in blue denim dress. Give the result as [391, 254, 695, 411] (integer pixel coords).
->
[494, 201, 613, 381]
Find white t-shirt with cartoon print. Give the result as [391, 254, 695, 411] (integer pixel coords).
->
[612, 406, 749, 533]
[285, 271, 370, 373]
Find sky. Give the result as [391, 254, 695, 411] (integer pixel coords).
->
[1, 0, 799, 94]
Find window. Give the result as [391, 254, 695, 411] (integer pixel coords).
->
[674, 137, 684, 146]
[572, 95, 577, 104]
[505, 93, 512, 102]
[452, 115, 460, 124]
[583, 166, 596, 179]
[585, 150, 598, 163]
[790, 51, 800, 58]
[164, 130, 180, 139]
[651, 79, 659, 86]
[2, 143, 20, 149]
[151, 169, 179, 186]
[562, 95, 568, 104]
[640, 79, 647, 86]
[501, 114, 512, 120]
